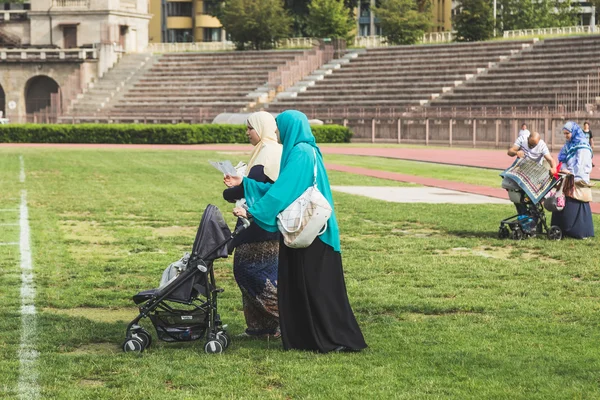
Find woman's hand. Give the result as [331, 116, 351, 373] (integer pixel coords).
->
[233, 207, 248, 218]
[224, 174, 243, 188]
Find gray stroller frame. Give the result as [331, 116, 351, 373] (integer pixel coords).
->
[122, 205, 250, 354]
[498, 175, 564, 241]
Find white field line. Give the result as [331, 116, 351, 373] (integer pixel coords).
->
[18, 158, 39, 399]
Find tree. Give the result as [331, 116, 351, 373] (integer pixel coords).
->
[454, 0, 494, 42]
[213, 0, 292, 50]
[307, 0, 355, 40]
[373, 0, 431, 45]
[498, 0, 581, 32]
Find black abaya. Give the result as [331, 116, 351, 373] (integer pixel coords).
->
[278, 237, 367, 353]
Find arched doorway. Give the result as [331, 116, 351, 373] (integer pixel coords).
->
[25, 75, 60, 115]
[0, 84, 5, 119]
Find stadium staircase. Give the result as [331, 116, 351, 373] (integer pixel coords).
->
[62, 52, 155, 120]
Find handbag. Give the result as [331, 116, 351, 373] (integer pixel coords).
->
[276, 148, 332, 248]
[543, 182, 565, 212]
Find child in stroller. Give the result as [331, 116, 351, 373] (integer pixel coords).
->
[122, 204, 250, 354]
[498, 159, 564, 241]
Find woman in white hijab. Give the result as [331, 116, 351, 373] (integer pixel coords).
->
[223, 111, 282, 338]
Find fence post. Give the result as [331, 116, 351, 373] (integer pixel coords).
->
[551, 119, 556, 151]
[495, 120, 500, 148]
[371, 118, 375, 143]
[397, 118, 401, 144]
[472, 118, 476, 148]
[449, 118, 453, 147]
[425, 118, 429, 146]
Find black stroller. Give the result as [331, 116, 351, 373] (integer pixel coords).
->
[122, 205, 249, 354]
[498, 161, 564, 241]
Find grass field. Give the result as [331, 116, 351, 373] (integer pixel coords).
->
[1, 147, 599, 399]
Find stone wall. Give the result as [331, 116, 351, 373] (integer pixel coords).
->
[0, 61, 97, 123]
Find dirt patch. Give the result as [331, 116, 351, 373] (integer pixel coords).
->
[60, 219, 116, 244]
[79, 379, 106, 387]
[391, 222, 442, 237]
[434, 246, 561, 264]
[70, 343, 119, 355]
[152, 226, 196, 238]
[43, 307, 138, 323]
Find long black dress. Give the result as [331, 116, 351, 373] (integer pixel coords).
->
[551, 196, 595, 239]
[278, 237, 367, 353]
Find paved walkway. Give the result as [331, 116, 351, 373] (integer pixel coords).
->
[2, 143, 598, 213]
[326, 163, 600, 214]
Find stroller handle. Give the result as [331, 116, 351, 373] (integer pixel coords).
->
[233, 217, 252, 236]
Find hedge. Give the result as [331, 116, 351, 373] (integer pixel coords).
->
[0, 124, 353, 144]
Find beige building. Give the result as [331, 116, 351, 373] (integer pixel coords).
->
[0, 0, 151, 122]
[148, 0, 224, 43]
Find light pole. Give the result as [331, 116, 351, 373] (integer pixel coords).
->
[493, 0, 497, 36]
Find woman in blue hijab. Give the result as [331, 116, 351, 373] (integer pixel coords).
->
[226, 110, 367, 353]
[551, 121, 594, 239]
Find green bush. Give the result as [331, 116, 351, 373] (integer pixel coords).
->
[0, 124, 352, 144]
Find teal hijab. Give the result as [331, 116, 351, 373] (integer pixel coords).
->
[243, 110, 341, 252]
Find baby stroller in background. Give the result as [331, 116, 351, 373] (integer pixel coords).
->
[122, 205, 250, 354]
[498, 159, 564, 241]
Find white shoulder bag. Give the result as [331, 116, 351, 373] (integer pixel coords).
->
[276, 148, 332, 248]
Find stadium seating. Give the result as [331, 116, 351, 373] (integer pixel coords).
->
[429, 35, 600, 111]
[266, 40, 535, 118]
[103, 50, 303, 122]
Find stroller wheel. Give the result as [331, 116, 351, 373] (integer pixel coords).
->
[216, 331, 230, 349]
[133, 328, 152, 349]
[511, 228, 524, 241]
[205, 340, 224, 354]
[547, 226, 562, 241]
[498, 226, 510, 239]
[122, 337, 145, 353]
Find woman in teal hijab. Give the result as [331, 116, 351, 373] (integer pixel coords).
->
[227, 110, 367, 353]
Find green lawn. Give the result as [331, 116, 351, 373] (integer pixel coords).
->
[323, 153, 504, 188]
[0, 148, 599, 399]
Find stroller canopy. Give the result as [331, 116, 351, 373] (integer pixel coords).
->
[192, 205, 232, 262]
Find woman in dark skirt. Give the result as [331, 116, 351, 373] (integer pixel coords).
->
[225, 110, 367, 353]
[223, 111, 282, 337]
[551, 121, 595, 239]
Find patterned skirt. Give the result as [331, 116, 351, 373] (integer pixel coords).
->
[233, 240, 279, 335]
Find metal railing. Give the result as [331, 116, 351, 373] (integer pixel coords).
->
[503, 25, 599, 38]
[0, 10, 29, 21]
[0, 48, 97, 61]
[52, 0, 90, 7]
[421, 31, 455, 44]
[555, 69, 600, 114]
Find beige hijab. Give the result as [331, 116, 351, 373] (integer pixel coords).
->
[246, 111, 282, 181]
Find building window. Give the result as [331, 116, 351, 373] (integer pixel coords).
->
[203, 28, 221, 42]
[166, 29, 194, 42]
[166, 2, 193, 17]
[202, 0, 218, 15]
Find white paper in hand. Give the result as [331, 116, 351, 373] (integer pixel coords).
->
[209, 160, 238, 176]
